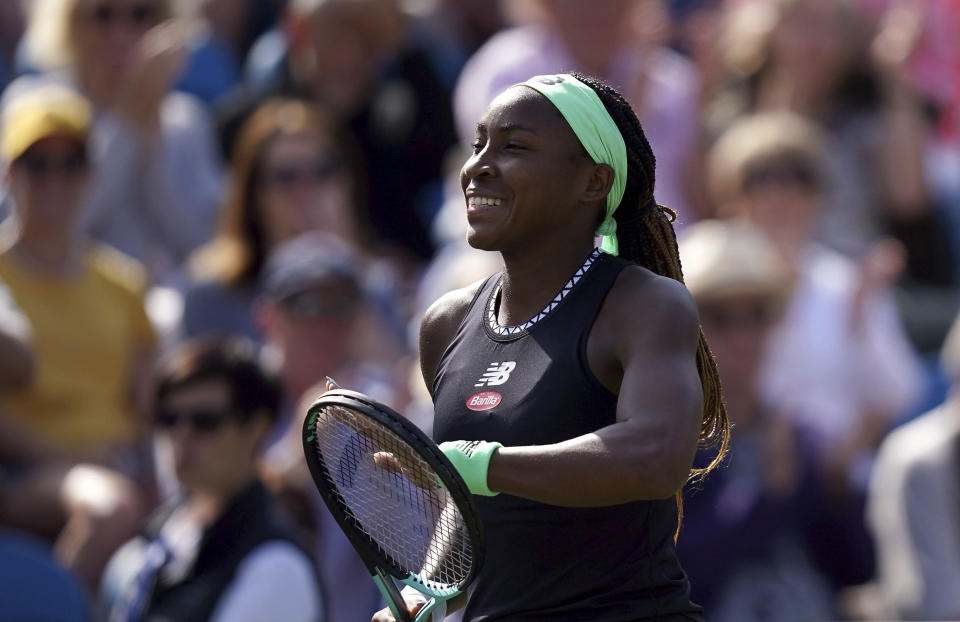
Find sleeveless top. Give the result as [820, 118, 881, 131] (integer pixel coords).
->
[433, 250, 704, 621]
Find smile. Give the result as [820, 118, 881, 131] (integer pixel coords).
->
[467, 196, 503, 208]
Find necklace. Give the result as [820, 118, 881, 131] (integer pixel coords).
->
[486, 248, 601, 336]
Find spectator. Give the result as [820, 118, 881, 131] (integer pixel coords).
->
[709, 109, 924, 587]
[449, 0, 700, 224]
[256, 232, 405, 622]
[676, 219, 835, 621]
[217, 0, 459, 264]
[705, 0, 948, 273]
[866, 309, 960, 621]
[16, 0, 223, 283]
[100, 335, 323, 622]
[174, 0, 285, 105]
[182, 98, 362, 342]
[710, 110, 923, 474]
[0, 83, 153, 590]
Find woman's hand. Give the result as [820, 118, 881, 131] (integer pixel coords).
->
[370, 589, 428, 622]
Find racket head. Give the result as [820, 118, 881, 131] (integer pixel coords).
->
[302, 389, 484, 595]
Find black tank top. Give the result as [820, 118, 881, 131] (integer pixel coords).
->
[433, 249, 704, 621]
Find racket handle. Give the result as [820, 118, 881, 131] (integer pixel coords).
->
[372, 569, 413, 622]
[413, 597, 447, 622]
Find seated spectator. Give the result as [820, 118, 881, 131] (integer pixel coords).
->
[866, 310, 960, 621]
[709, 111, 924, 491]
[676, 219, 835, 621]
[16, 0, 223, 283]
[182, 98, 362, 342]
[100, 335, 323, 622]
[0, 84, 154, 589]
[256, 232, 405, 622]
[217, 0, 459, 263]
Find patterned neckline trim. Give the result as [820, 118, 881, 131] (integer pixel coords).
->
[486, 248, 602, 337]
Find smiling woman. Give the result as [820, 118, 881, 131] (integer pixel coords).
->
[371, 74, 728, 622]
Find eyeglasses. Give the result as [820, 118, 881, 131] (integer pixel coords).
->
[14, 152, 88, 177]
[742, 163, 818, 191]
[263, 158, 343, 188]
[154, 408, 232, 434]
[84, 3, 159, 27]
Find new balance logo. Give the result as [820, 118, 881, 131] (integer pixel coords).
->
[475, 361, 516, 387]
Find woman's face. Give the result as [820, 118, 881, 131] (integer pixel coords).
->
[70, 0, 163, 76]
[460, 87, 601, 253]
[6, 136, 90, 236]
[256, 132, 353, 248]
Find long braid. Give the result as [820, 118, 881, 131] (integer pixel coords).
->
[573, 74, 730, 530]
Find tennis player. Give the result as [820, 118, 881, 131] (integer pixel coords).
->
[374, 73, 728, 621]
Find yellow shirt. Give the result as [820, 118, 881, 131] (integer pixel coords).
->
[0, 245, 155, 451]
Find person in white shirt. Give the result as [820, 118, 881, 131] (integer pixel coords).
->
[708, 110, 924, 493]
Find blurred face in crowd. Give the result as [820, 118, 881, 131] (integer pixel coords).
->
[738, 159, 821, 259]
[69, 0, 165, 79]
[260, 278, 361, 399]
[154, 378, 268, 495]
[289, 0, 403, 114]
[6, 136, 90, 235]
[769, 0, 853, 99]
[257, 131, 353, 248]
[538, 0, 635, 74]
[697, 292, 781, 426]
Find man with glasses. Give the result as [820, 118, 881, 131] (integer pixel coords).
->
[101, 335, 324, 622]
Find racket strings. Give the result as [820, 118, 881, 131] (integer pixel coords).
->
[310, 404, 474, 588]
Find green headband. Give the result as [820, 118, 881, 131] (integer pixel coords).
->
[517, 74, 628, 255]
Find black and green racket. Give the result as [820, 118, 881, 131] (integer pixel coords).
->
[302, 386, 484, 621]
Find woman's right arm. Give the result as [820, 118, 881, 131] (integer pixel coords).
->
[418, 282, 485, 399]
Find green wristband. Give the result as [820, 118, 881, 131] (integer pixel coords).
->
[438, 440, 502, 496]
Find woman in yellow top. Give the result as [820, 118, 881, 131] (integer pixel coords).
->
[0, 82, 155, 589]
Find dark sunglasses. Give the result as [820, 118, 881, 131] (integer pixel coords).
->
[154, 408, 232, 434]
[86, 3, 159, 26]
[743, 163, 818, 191]
[263, 158, 342, 187]
[699, 302, 777, 331]
[15, 152, 88, 176]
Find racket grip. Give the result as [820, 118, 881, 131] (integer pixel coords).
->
[372, 569, 413, 622]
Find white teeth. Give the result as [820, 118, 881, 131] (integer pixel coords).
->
[468, 196, 502, 207]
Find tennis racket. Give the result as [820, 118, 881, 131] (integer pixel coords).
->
[301, 385, 484, 622]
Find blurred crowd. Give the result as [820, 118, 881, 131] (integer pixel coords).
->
[0, 0, 958, 620]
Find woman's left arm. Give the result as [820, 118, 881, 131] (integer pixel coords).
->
[485, 270, 703, 506]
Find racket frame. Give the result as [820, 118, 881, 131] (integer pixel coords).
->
[302, 389, 484, 621]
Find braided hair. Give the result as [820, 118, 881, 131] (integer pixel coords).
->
[572, 73, 729, 519]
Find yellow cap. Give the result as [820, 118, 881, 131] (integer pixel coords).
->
[1, 85, 92, 163]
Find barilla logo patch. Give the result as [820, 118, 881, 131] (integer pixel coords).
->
[466, 391, 502, 411]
